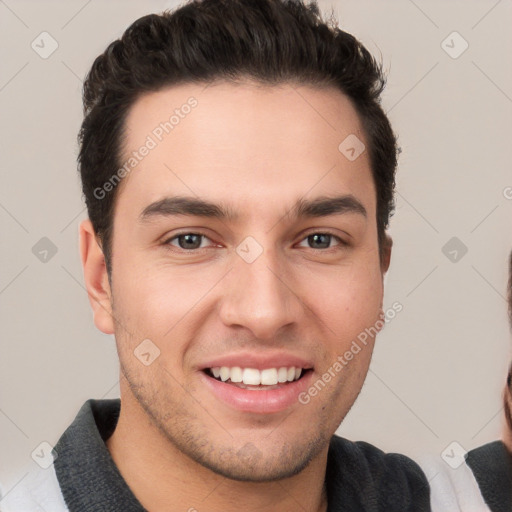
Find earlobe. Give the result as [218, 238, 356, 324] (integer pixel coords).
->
[79, 219, 115, 335]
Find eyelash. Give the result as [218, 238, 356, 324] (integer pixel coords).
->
[162, 231, 348, 253]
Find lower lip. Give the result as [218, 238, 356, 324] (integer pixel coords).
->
[200, 371, 313, 414]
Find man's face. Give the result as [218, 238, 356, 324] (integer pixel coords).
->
[97, 81, 387, 481]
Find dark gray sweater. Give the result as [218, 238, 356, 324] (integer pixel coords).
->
[2, 399, 510, 511]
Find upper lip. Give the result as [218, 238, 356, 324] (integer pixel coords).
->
[198, 351, 314, 371]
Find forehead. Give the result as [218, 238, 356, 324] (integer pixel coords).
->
[117, 80, 375, 222]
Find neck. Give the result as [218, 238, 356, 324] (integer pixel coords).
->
[105, 379, 329, 512]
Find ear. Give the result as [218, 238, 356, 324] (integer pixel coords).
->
[380, 233, 392, 274]
[79, 219, 115, 335]
[502, 374, 512, 454]
[376, 233, 393, 331]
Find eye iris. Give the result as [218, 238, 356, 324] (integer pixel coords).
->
[309, 233, 331, 249]
[179, 234, 202, 249]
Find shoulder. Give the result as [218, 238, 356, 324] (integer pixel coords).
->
[0, 398, 120, 512]
[0, 463, 68, 512]
[466, 440, 512, 512]
[329, 435, 429, 485]
[417, 440, 512, 512]
[326, 435, 431, 511]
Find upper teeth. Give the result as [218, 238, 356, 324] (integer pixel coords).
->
[211, 366, 303, 385]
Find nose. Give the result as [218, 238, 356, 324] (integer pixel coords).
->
[218, 245, 303, 341]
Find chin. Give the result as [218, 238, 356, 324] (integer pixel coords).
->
[190, 439, 324, 482]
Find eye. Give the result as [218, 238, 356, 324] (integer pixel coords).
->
[297, 232, 345, 250]
[162, 231, 347, 253]
[165, 233, 212, 250]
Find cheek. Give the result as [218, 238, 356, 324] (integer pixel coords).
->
[111, 259, 224, 341]
[304, 262, 383, 335]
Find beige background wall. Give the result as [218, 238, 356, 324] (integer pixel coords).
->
[1, 0, 511, 492]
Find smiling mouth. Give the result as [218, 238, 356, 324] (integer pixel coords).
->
[204, 366, 310, 390]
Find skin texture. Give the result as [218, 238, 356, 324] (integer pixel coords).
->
[80, 80, 392, 512]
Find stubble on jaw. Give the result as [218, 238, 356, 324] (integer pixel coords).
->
[116, 351, 330, 482]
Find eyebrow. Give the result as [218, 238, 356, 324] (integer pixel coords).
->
[139, 194, 367, 223]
